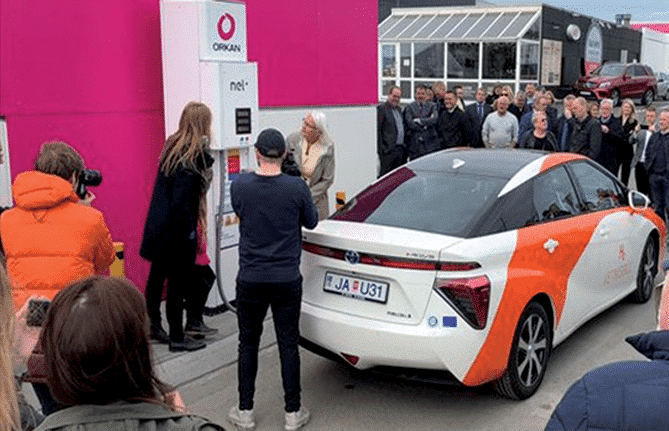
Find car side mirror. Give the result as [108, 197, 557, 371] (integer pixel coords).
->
[628, 190, 650, 210]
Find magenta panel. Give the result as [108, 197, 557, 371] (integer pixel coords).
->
[0, 0, 378, 291]
[631, 23, 669, 33]
[246, 0, 378, 107]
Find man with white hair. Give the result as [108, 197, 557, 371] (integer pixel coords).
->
[481, 96, 518, 148]
[597, 98, 623, 175]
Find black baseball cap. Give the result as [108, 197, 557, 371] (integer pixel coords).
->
[254, 128, 286, 158]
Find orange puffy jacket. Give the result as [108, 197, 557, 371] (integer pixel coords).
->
[0, 171, 116, 310]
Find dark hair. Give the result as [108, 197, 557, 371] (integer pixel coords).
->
[42, 276, 172, 406]
[34, 141, 84, 181]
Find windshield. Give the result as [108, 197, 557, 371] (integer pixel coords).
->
[332, 167, 506, 237]
[590, 63, 626, 77]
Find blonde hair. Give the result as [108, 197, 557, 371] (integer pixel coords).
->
[0, 264, 19, 431]
[159, 101, 214, 234]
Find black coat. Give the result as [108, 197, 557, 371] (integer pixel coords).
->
[438, 107, 469, 149]
[597, 116, 623, 174]
[544, 330, 669, 431]
[465, 102, 493, 148]
[569, 116, 601, 160]
[140, 154, 212, 265]
[377, 102, 403, 156]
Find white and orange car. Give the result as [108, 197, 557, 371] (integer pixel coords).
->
[299, 148, 665, 400]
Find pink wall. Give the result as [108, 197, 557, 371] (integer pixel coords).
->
[631, 23, 669, 33]
[0, 0, 377, 290]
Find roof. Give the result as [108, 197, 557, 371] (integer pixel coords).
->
[378, 5, 541, 42]
[405, 148, 545, 179]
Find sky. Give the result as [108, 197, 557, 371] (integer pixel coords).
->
[495, 1, 669, 24]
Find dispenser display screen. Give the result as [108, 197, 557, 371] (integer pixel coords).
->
[235, 108, 251, 134]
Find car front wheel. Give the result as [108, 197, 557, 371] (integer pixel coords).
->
[643, 89, 655, 106]
[494, 301, 552, 400]
[631, 236, 656, 303]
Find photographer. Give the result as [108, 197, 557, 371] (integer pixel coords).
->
[0, 141, 115, 414]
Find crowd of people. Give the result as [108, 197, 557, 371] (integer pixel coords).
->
[0, 101, 337, 430]
[2, 85, 669, 431]
[377, 81, 669, 225]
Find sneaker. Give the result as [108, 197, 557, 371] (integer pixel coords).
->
[285, 407, 310, 430]
[150, 325, 170, 344]
[185, 318, 219, 338]
[168, 335, 206, 352]
[228, 406, 255, 430]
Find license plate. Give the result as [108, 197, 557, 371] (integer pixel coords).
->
[323, 272, 389, 304]
[580, 91, 592, 96]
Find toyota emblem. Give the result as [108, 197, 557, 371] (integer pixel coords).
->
[344, 250, 360, 265]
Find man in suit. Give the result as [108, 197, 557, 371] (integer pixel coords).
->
[631, 106, 657, 197]
[404, 84, 440, 160]
[377, 86, 407, 177]
[465, 87, 492, 148]
[556, 95, 576, 151]
[568, 97, 601, 160]
[644, 109, 669, 224]
[453, 85, 466, 112]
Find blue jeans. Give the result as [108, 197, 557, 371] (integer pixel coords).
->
[236, 277, 302, 412]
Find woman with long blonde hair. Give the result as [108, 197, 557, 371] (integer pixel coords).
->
[140, 101, 215, 352]
[618, 98, 638, 185]
[0, 264, 19, 431]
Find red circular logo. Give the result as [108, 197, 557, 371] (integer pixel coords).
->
[217, 13, 236, 41]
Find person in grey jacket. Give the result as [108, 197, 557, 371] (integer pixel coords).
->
[286, 111, 335, 220]
[630, 106, 657, 197]
[33, 276, 224, 431]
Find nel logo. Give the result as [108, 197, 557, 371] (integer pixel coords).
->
[217, 13, 236, 40]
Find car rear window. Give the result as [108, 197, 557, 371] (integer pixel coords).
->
[331, 167, 506, 237]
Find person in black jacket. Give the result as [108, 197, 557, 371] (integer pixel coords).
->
[544, 330, 669, 431]
[568, 97, 601, 160]
[377, 86, 407, 177]
[519, 111, 558, 151]
[465, 87, 493, 148]
[437, 90, 469, 149]
[597, 99, 623, 175]
[140, 101, 214, 352]
[644, 109, 669, 224]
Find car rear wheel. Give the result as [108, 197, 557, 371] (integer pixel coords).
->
[611, 89, 621, 107]
[643, 89, 655, 106]
[494, 301, 552, 400]
[631, 236, 656, 303]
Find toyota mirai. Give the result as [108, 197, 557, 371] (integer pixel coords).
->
[299, 148, 665, 400]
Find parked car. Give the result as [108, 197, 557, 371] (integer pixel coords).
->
[299, 149, 665, 400]
[573, 62, 657, 106]
[656, 72, 669, 100]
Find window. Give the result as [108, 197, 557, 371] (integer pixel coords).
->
[332, 167, 505, 237]
[448, 43, 479, 79]
[382, 44, 397, 78]
[400, 43, 412, 78]
[568, 161, 624, 211]
[520, 42, 539, 80]
[476, 180, 537, 235]
[483, 42, 516, 79]
[533, 167, 581, 222]
[414, 43, 444, 78]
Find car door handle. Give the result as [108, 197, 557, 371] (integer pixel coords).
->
[544, 239, 559, 254]
[600, 227, 609, 237]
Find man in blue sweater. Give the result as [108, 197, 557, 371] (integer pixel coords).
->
[229, 128, 319, 431]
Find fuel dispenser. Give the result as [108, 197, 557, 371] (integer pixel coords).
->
[160, 0, 258, 311]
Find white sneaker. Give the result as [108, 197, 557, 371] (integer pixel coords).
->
[285, 406, 311, 430]
[228, 406, 256, 430]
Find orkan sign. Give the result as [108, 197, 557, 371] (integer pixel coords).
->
[200, 1, 247, 62]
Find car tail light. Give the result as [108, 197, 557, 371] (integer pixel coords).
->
[434, 275, 490, 329]
[341, 353, 360, 366]
[302, 242, 480, 271]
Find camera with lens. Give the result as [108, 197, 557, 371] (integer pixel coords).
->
[75, 169, 103, 199]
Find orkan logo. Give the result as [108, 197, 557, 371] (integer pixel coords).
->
[217, 13, 236, 40]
